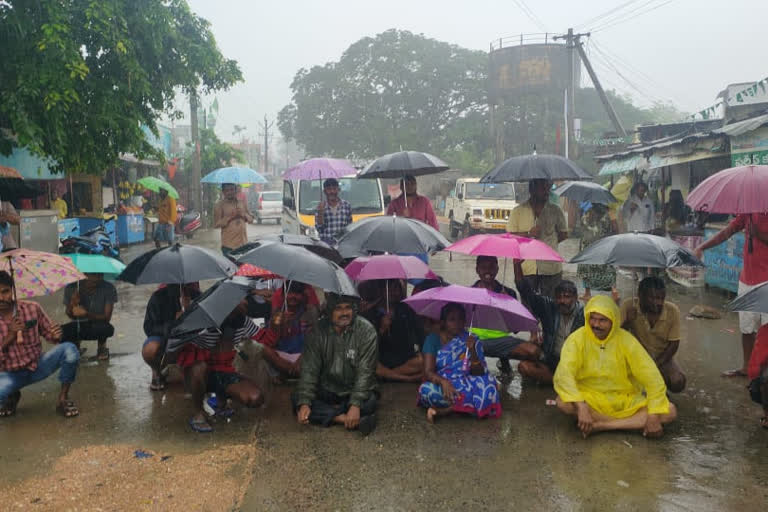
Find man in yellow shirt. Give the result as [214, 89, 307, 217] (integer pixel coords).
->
[52, 191, 68, 220]
[506, 179, 567, 297]
[554, 296, 678, 438]
[154, 188, 177, 248]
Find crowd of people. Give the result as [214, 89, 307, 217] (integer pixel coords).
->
[0, 175, 766, 438]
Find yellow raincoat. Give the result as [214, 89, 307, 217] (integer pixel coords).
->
[554, 296, 670, 418]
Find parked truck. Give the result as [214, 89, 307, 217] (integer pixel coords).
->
[444, 178, 518, 239]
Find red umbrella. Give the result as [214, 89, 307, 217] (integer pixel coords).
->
[235, 263, 280, 280]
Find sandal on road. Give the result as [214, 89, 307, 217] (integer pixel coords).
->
[97, 347, 110, 361]
[149, 376, 167, 391]
[56, 400, 79, 418]
[721, 368, 747, 377]
[189, 416, 213, 433]
[0, 391, 21, 417]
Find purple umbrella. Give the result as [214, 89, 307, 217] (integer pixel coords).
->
[403, 285, 538, 333]
[283, 158, 357, 181]
[345, 254, 438, 281]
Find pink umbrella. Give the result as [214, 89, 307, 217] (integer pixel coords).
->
[686, 165, 768, 214]
[0, 249, 85, 298]
[345, 254, 439, 281]
[403, 285, 537, 333]
[283, 157, 357, 181]
[445, 233, 564, 261]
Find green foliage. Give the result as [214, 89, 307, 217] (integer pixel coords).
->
[180, 128, 243, 175]
[0, 0, 242, 175]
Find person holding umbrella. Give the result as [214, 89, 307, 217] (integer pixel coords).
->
[62, 273, 117, 360]
[0, 271, 79, 418]
[293, 293, 379, 435]
[315, 178, 352, 245]
[154, 188, 177, 248]
[214, 183, 254, 257]
[386, 175, 439, 230]
[507, 179, 568, 297]
[577, 202, 618, 301]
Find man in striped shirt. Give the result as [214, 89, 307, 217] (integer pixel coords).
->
[0, 271, 80, 418]
[175, 300, 264, 433]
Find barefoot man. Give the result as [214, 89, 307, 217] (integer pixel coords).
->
[554, 295, 677, 438]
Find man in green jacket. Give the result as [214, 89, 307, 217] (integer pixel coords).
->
[292, 294, 379, 435]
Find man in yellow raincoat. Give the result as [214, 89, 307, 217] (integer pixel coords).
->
[554, 295, 677, 438]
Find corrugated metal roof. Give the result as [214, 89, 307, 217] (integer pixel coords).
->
[713, 113, 768, 136]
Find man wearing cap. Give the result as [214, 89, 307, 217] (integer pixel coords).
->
[315, 178, 352, 245]
[386, 175, 439, 230]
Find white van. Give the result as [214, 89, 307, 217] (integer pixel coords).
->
[281, 177, 385, 237]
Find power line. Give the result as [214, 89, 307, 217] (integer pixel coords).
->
[589, 44, 666, 105]
[575, 0, 644, 30]
[592, 0, 677, 33]
[511, 0, 548, 32]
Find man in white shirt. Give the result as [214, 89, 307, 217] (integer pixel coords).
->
[621, 181, 655, 233]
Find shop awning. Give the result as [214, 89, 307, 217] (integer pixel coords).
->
[714, 113, 768, 137]
[598, 155, 647, 176]
[647, 148, 726, 169]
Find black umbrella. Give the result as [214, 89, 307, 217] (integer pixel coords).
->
[118, 243, 236, 284]
[726, 282, 768, 314]
[0, 179, 41, 200]
[480, 153, 592, 183]
[236, 241, 357, 296]
[335, 215, 450, 259]
[570, 233, 704, 268]
[231, 234, 343, 264]
[358, 151, 449, 179]
[554, 181, 616, 205]
[169, 276, 255, 340]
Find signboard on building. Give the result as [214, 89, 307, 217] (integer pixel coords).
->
[488, 43, 578, 103]
[730, 126, 768, 166]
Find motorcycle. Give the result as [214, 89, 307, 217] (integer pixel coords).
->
[175, 205, 201, 240]
[60, 221, 121, 261]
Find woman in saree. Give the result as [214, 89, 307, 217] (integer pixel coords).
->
[417, 302, 501, 423]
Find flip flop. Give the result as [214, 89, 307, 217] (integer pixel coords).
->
[56, 400, 79, 418]
[721, 369, 747, 377]
[189, 417, 213, 433]
[0, 391, 20, 417]
[149, 376, 167, 391]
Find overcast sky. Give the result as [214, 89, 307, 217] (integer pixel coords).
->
[185, 0, 767, 143]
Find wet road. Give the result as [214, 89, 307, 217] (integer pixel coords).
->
[1, 222, 767, 511]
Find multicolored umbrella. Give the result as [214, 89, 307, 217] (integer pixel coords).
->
[445, 233, 564, 262]
[404, 285, 537, 333]
[0, 249, 84, 298]
[0, 165, 23, 179]
[201, 167, 267, 185]
[686, 165, 768, 214]
[137, 176, 179, 199]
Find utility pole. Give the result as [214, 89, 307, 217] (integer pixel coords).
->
[189, 90, 202, 211]
[574, 41, 627, 137]
[259, 115, 274, 176]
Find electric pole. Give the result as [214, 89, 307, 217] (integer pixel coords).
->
[189, 90, 202, 210]
[574, 41, 627, 137]
[259, 115, 274, 176]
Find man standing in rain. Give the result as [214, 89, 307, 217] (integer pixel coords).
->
[386, 175, 439, 230]
[315, 178, 352, 245]
[214, 183, 253, 257]
[154, 187, 176, 248]
[507, 179, 567, 297]
[621, 277, 686, 393]
[554, 296, 677, 438]
[621, 181, 655, 234]
[293, 294, 379, 435]
[0, 271, 79, 418]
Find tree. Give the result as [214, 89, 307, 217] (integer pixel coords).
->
[0, 0, 242, 175]
[197, 128, 243, 174]
[278, 29, 491, 172]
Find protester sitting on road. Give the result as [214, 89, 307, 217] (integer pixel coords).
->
[293, 293, 379, 435]
[514, 260, 585, 383]
[62, 273, 118, 360]
[315, 178, 353, 245]
[621, 277, 686, 393]
[507, 179, 568, 297]
[141, 282, 200, 391]
[472, 255, 536, 375]
[747, 324, 768, 429]
[177, 301, 263, 433]
[255, 281, 315, 382]
[271, 281, 320, 315]
[214, 183, 253, 257]
[554, 296, 677, 439]
[359, 279, 424, 383]
[0, 271, 79, 418]
[418, 302, 502, 423]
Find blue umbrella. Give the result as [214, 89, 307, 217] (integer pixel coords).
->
[201, 167, 267, 185]
[63, 254, 126, 276]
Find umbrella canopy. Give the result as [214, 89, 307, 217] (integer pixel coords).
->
[283, 158, 357, 181]
[118, 243, 236, 285]
[0, 178, 39, 200]
[445, 233, 564, 262]
[169, 276, 256, 339]
[230, 235, 343, 264]
[404, 285, 538, 333]
[554, 181, 616, 205]
[0, 165, 23, 179]
[236, 241, 357, 296]
[201, 167, 268, 185]
[235, 263, 280, 280]
[63, 254, 126, 276]
[686, 165, 768, 214]
[570, 233, 703, 268]
[480, 153, 592, 183]
[137, 176, 179, 199]
[335, 215, 450, 258]
[357, 151, 449, 179]
[0, 249, 84, 298]
[345, 254, 439, 281]
[726, 282, 768, 314]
